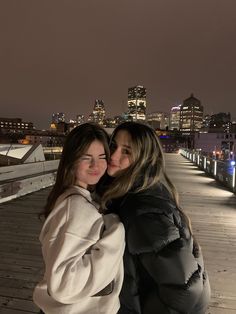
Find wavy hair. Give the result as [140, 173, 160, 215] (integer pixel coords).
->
[101, 121, 194, 235]
[43, 123, 109, 218]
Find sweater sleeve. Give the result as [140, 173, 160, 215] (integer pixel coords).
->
[128, 213, 204, 313]
[42, 195, 125, 304]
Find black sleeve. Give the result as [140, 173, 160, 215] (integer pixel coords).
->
[127, 213, 204, 313]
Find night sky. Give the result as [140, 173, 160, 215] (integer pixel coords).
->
[0, 0, 236, 129]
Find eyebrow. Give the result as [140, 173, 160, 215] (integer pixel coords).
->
[122, 145, 131, 149]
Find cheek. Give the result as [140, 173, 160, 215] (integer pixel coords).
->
[75, 164, 83, 177]
[122, 157, 131, 169]
[100, 160, 108, 172]
[74, 164, 81, 175]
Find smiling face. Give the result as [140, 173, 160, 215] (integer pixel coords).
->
[75, 140, 107, 189]
[107, 130, 133, 177]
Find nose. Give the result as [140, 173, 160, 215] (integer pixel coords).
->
[89, 158, 99, 168]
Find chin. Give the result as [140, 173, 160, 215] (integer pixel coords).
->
[107, 169, 114, 176]
[107, 170, 117, 177]
[91, 178, 102, 185]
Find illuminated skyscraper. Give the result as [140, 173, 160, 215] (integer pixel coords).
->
[170, 105, 181, 130]
[50, 113, 66, 133]
[147, 112, 169, 130]
[180, 94, 203, 132]
[76, 114, 85, 125]
[127, 85, 147, 121]
[51, 112, 65, 123]
[88, 99, 106, 125]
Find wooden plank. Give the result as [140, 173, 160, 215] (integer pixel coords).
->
[0, 296, 38, 313]
[0, 308, 37, 314]
[0, 188, 47, 313]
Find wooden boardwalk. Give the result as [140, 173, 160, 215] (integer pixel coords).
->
[167, 154, 236, 314]
[0, 153, 236, 313]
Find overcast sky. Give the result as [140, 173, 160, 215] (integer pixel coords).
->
[0, 0, 236, 129]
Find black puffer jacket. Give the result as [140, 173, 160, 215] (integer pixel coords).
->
[109, 183, 211, 314]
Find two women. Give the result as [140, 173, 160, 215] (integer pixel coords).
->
[33, 123, 125, 314]
[99, 121, 211, 314]
[34, 120, 211, 314]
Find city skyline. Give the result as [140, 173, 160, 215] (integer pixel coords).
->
[1, 0, 236, 129]
[1, 87, 234, 131]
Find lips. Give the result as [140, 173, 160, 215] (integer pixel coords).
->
[108, 163, 119, 168]
[88, 172, 100, 176]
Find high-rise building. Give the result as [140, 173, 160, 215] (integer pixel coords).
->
[180, 94, 203, 132]
[50, 113, 67, 133]
[209, 112, 231, 133]
[146, 112, 169, 130]
[76, 115, 85, 125]
[127, 85, 147, 121]
[170, 105, 181, 130]
[88, 99, 106, 125]
[201, 114, 211, 129]
[52, 113, 65, 124]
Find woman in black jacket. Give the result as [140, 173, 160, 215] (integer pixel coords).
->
[99, 121, 211, 314]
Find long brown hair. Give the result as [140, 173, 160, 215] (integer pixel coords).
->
[43, 123, 109, 218]
[101, 121, 193, 235]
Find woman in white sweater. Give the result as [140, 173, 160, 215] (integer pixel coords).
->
[33, 123, 125, 314]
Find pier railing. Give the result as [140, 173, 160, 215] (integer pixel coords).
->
[1, 150, 235, 204]
[180, 149, 236, 193]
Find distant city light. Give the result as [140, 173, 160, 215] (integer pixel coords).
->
[159, 135, 170, 139]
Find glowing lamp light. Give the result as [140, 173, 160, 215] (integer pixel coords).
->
[233, 167, 236, 188]
[214, 160, 217, 176]
[230, 160, 236, 167]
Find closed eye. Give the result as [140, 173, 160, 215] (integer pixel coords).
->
[80, 156, 91, 161]
[122, 148, 131, 155]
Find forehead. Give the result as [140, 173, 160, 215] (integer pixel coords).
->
[85, 140, 105, 153]
[113, 130, 132, 146]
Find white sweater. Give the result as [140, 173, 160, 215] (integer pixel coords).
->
[33, 186, 125, 314]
